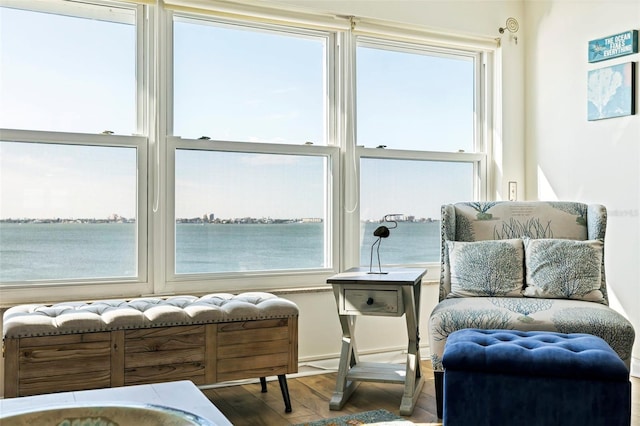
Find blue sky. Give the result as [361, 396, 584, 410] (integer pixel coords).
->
[0, 4, 474, 221]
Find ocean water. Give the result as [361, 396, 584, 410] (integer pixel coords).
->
[0, 223, 137, 281]
[359, 221, 441, 266]
[0, 221, 441, 282]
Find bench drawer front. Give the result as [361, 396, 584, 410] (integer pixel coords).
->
[124, 325, 206, 386]
[12, 333, 112, 396]
[216, 319, 297, 381]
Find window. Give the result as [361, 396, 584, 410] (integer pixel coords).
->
[356, 43, 475, 152]
[355, 39, 486, 267]
[359, 158, 474, 265]
[0, 0, 495, 301]
[0, 0, 147, 294]
[0, 3, 137, 134]
[168, 15, 337, 285]
[0, 140, 139, 281]
[173, 149, 329, 274]
[173, 17, 326, 144]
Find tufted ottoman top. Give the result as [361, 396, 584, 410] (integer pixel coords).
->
[442, 329, 629, 381]
[3, 292, 299, 339]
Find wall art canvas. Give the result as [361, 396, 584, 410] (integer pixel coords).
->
[588, 30, 638, 63]
[587, 62, 635, 121]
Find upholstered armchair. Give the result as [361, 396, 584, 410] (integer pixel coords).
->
[427, 201, 635, 418]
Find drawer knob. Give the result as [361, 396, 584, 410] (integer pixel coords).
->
[366, 297, 374, 305]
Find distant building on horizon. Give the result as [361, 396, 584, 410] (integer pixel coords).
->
[301, 218, 322, 223]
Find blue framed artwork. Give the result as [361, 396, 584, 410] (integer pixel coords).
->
[587, 62, 635, 121]
[588, 30, 638, 63]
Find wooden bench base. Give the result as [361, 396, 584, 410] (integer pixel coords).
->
[4, 317, 298, 411]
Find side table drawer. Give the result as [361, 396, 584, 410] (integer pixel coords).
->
[341, 287, 404, 316]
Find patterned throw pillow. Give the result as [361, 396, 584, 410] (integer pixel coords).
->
[447, 239, 524, 298]
[523, 238, 605, 303]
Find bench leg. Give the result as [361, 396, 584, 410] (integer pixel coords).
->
[278, 374, 292, 413]
[435, 370, 443, 419]
[259, 376, 292, 412]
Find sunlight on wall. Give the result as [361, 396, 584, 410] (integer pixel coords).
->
[606, 286, 631, 320]
[610, 282, 640, 379]
[536, 165, 558, 200]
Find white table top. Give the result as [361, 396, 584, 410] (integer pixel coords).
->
[327, 267, 427, 285]
[0, 380, 232, 426]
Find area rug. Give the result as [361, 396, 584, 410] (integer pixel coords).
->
[293, 409, 413, 426]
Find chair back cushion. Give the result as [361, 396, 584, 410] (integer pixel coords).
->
[439, 201, 608, 303]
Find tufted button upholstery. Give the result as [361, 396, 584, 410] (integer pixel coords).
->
[442, 328, 631, 426]
[3, 292, 299, 339]
[442, 328, 629, 381]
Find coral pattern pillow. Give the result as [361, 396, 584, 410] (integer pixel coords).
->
[523, 238, 605, 303]
[447, 239, 524, 298]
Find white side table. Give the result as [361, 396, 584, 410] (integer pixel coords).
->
[326, 267, 427, 415]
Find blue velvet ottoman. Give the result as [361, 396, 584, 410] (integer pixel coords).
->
[442, 329, 631, 426]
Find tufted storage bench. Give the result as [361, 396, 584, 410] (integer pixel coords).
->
[3, 292, 299, 412]
[442, 329, 631, 426]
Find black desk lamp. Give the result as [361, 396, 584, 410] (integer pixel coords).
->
[369, 214, 399, 274]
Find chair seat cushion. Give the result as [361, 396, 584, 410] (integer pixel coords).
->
[427, 297, 634, 371]
[442, 329, 629, 381]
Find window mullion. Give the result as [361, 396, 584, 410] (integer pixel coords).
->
[339, 30, 360, 271]
[150, 5, 173, 295]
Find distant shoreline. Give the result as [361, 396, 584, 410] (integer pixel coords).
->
[1, 217, 439, 225]
[0, 218, 135, 224]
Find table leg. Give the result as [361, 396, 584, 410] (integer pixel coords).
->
[329, 314, 360, 410]
[399, 284, 424, 415]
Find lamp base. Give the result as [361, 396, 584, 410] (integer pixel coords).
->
[367, 271, 388, 275]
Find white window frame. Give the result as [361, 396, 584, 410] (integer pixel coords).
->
[0, 130, 150, 304]
[0, 0, 151, 304]
[166, 12, 338, 144]
[158, 12, 341, 293]
[161, 137, 340, 293]
[343, 37, 493, 279]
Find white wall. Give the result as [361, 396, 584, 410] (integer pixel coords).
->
[524, 0, 640, 376]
